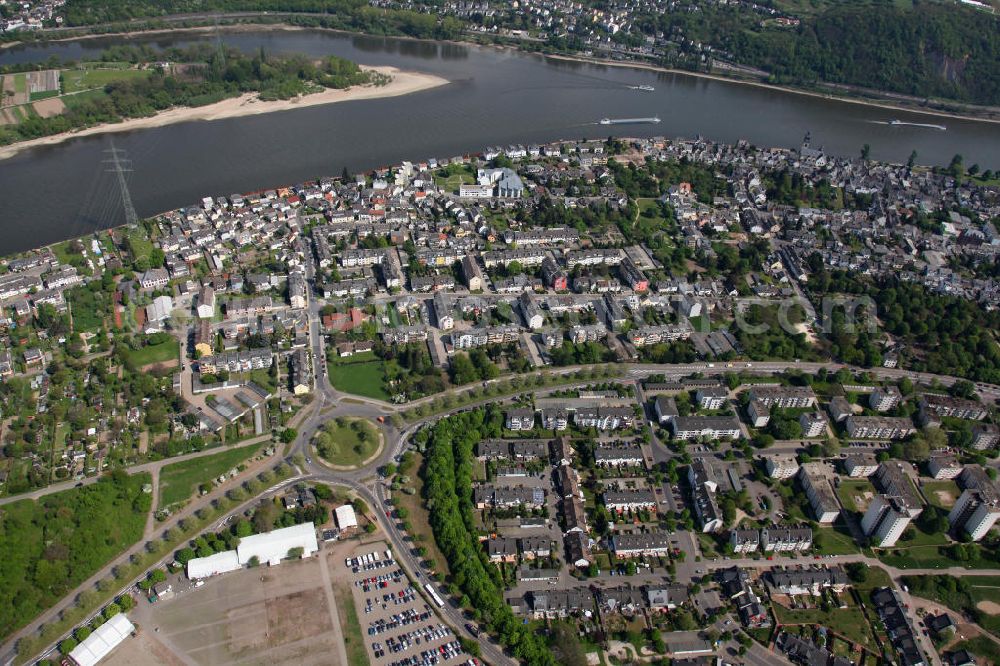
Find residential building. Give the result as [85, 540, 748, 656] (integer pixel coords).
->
[688, 460, 724, 533]
[139, 268, 170, 290]
[918, 394, 988, 424]
[730, 529, 760, 554]
[798, 412, 827, 438]
[574, 406, 634, 431]
[604, 489, 657, 513]
[519, 292, 544, 330]
[970, 423, 1000, 451]
[486, 537, 518, 563]
[928, 454, 962, 480]
[873, 463, 924, 517]
[695, 386, 728, 410]
[290, 348, 312, 395]
[844, 454, 879, 477]
[654, 395, 679, 424]
[767, 566, 848, 595]
[846, 415, 916, 440]
[949, 488, 1000, 541]
[764, 454, 799, 480]
[747, 399, 770, 427]
[747, 386, 817, 409]
[196, 286, 216, 319]
[862, 495, 913, 547]
[798, 463, 840, 524]
[870, 386, 902, 412]
[872, 588, 926, 666]
[505, 408, 535, 431]
[594, 444, 644, 467]
[461, 255, 484, 291]
[609, 531, 672, 558]
[670, 415, 743, 440]
[827, 396, 853, 423]
[760, 526, 813, 552]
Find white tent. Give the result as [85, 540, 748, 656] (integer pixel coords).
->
[68, 613, 134, 666]
[186, 550, 241, 580]
[237, 522, 318, 566]
[335, 504, 358, 530]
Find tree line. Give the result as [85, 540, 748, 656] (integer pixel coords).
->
[420, 406, 557, 664]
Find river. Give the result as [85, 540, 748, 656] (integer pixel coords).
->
[1, 28, 998, 255]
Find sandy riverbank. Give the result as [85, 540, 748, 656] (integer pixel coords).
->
[0, 65, 448, 160]
[544, 53, 1000, 126]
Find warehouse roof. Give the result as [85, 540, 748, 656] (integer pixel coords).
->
[237, 522, 318, 566]
[69, 613, 134, 666]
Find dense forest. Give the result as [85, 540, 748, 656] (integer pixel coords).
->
[0, 45, 379, 146]
[634, 2, 1000, 105]
[0, 471, 151, 640]
[59, 0, 463, 40]
[806, 260, 1000, 383]
[418, 407, 557, 665]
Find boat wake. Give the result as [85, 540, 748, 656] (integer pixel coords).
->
[871, 119, 947, 131]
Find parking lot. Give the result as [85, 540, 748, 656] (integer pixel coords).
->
[343, 541, 478, 666]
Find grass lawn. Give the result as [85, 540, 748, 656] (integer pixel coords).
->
[836, 479, 876, 514]
[393, 453, 451, 579]
[314, 418, 381, 468]
[771, 603, 875, 650]
[67, 285, 110, 333]
[950, 636, 1000, 664]
[61, 67, 150, 94]
[815, 524, 860, 555]
[124, 339, 179, 367]
[922, 480, 961, 509]
[329, 355, 390, 401]
[126, 229, 154, 262]
[334, 580, 370, 666]
[158, 445, 259, 507]
[63, 88, 109, 108]
[29, 89, 60, 102]
[12, 72, 26, 94]
[876, 543, 1000, 570]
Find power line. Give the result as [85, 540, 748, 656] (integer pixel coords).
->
[104, 138, 138, 229]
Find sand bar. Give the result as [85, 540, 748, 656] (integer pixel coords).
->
[0, 65, 447, 160]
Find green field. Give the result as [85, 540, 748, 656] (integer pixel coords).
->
[329, 356, 390, 400]
[158, 445, 260, 507]
[922, 480, 961, 509]
[67, 285, 110, 333]
[61, 67, 151, 94]
[814, 524, 860, 555]
[335, 579, 371, 666]
[29, 89, 60, 102]
[125, 339, 179, 367]
[13, 72, 26, 94]
[836, 479, 876, 514]
[126, 230, 155, 263]
[313, 418, 381, 468]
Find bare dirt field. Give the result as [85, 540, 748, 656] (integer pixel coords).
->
[933, 489, 957, 507]
[977, 600, 1000, 615]
[32, 97, 66, 118]
[117, 557, 346, 666]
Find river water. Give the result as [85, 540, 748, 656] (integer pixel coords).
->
[1, 29, 998, 255]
